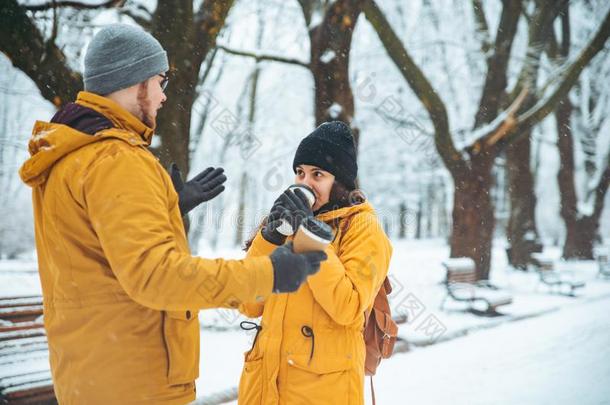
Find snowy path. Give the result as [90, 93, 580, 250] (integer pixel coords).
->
[197, 294, 610, 405]
[369, 295, 610, 405]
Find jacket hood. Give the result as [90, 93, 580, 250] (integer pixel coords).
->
[19, 92, 154, 187]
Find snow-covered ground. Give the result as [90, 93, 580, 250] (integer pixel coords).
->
[198, 292, 610, 405]
[368, 292, 610, 405]
[2, 238, 610, 404]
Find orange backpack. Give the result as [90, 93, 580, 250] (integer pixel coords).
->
[364, 277, 398, 376]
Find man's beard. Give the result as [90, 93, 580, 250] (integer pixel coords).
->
[137, 83, 156, 129]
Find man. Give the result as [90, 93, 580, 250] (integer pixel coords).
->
[18, 24, 325, 404]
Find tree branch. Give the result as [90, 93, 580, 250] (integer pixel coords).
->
[483, 87, 529, 147]
[193, 0, 236, 68]
[0, 0, 81, 107]
[216, 44, 310, 68]
[592, 157, 610, 220]
[471, 0, 491, 55]
[23, 0, 123, 12]
[462, 86, 528, 155]
[363, 0, 465, 174]
[503, 8, 610, 145]
[507, 0, 568, 101]
[297, 0, 315, 27]
[297, 0, 327, 30]
[119, 4, 152, 31]
[472, 0, 521, 128]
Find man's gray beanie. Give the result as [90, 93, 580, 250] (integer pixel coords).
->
[84, 24, 169, 95]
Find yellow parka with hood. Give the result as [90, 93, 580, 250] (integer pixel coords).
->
[19, 92, 274, 405]
[238, 201, 392, 404]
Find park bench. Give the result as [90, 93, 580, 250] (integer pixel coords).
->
[530, 253, 585, 296]
[0, 295, 56, 404]
[440, 258, 513, 315]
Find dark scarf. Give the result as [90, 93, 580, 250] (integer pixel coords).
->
[51, 102, 113, 135]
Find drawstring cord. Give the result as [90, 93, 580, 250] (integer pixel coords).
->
[241, 322, 316, 366]
[240, 321, 262, 353]
[301, 325, 315, 364]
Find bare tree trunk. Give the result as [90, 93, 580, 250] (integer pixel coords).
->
[439, 179, 449, 239]
[450, 156, 495, 280]
[187, 52, 226, 251]
[399, 201, 407, 239]
[557, 98, 610, 259]
[152, 0, 235, 174]
[301, 0, 363, 146]
[499, 0, 564, 268]
[233, 5, 264, 248]
[415, 198, 423, 239]
[234, 171, 248, 247]
[556, 95, 579, 257]
[506, 130, 539, 268]
[550, 5, 610, 259]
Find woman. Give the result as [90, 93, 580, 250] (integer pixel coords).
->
[238, 121, 392, 404]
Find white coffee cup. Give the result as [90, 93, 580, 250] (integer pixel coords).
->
[276, 184, 316, 236]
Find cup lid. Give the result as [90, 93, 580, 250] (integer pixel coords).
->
[299, 217, 334, 242]
[290, 184, 316, 206]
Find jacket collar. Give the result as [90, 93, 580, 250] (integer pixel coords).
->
[75, 91, 154, 145]
[315, 201, 374, 223]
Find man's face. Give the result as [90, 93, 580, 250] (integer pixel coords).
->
[137, 73, 167, 129]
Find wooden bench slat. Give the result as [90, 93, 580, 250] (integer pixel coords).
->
[0, 337, 48, 353]
[0, 349, 49, 367]
[0, 297, 43, 308]
[448, 274, 477, 283]
[0, 370, 52, 390]
[0, 305, 43, 315]
[0, 328, 46, 342]
[0, 295, 55, 404]
[0, 305, 44, 326]
[0, 353, 50, 370]
[0, 341, 48, 356]
[3, 380, 55, 402]
[0, 322, 45, 334]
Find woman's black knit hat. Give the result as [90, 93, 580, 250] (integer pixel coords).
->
[292, 121, 358, 190]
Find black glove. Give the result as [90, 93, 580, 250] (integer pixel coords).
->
[170, 163, 227, 216]
[270, 242, 327, 293]
[261, 188, 313, 245]
[261, 207, 288, 245]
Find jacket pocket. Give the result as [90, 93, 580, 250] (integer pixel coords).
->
[285, 354, 350, 403]
[163, 310, 200, 385]
[238, 353, 263, 405]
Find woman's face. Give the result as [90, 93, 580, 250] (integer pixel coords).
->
[295, 165, 335, 211]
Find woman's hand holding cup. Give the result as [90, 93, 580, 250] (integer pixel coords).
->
[261, 185, 315, 245]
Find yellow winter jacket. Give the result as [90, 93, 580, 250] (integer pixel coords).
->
[19, 92, 274, 405]
[238, 201, 392, 404]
